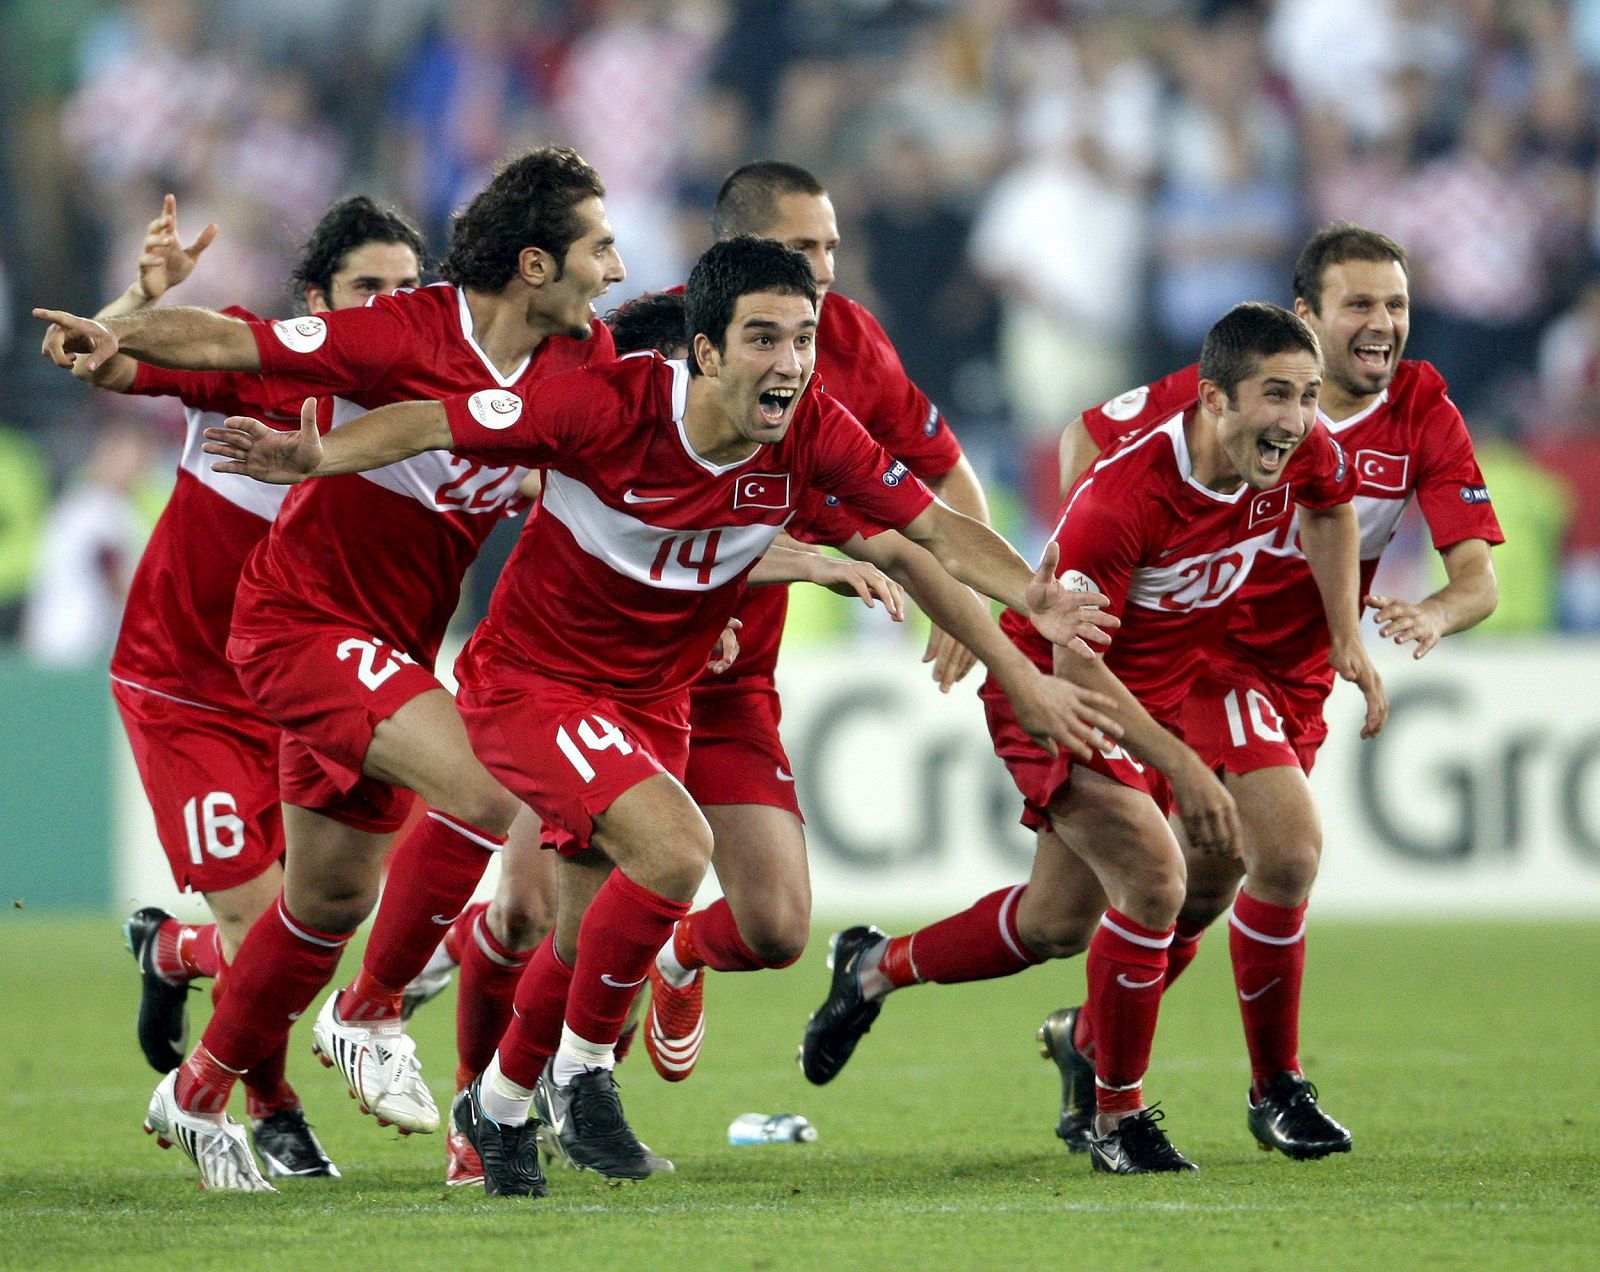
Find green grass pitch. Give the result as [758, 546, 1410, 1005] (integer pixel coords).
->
[1, 914, 1595, 1270]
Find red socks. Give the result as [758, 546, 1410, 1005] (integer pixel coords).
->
[1229, 891, 1307, 1093]
[497, 932, 575, 1089]
[453, 907, 534, 1088]
[179, 896, 351, 1111]
[563, 871, 688, 1051]
[340, 809, 503, 1023]
[1086, 909, 1173, 1116]
[674, 898, 793, 973]
[207, 961, 297, 1118]
[880, 886, 1040, 988]
[155, 920, 222, 982]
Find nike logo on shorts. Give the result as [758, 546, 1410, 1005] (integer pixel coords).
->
[775, 767, 795, 783]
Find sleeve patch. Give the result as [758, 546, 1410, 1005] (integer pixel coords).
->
[270, 316, 328, 354]
[882, 460, 910, 486]
[1060, 569, 1099, 595]
[1459, 484, 1491, 504]
[467, 389, 523, 429]
[1100, 385, 1150, 422]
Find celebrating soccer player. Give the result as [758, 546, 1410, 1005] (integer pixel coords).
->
[203, 234, 1119, 1197]
[52, 193, 425, 1182]
[798, 303, 1380, 1174]
[1036, 224, 1502, 1161]
[37, 147, 624, 1193]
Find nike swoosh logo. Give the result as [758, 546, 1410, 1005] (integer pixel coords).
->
[775, 767, 795, 783]
[430, 914, 454, 925]
[286, 1012, 301, 1022]
[1239, 978, 1281, 1002]
[601, 973, 648, 989]
[622, 489, 672, 505]
[1116, 972, 1163, 990]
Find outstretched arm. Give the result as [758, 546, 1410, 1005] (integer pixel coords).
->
[897, 501, 1118, 656]
[36, 303, 260, 374]
[849, 529, 1121, 760]
[1299, 501, 1386, 737]
[204, 397, 452, 483]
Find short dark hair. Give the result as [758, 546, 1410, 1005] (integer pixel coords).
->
[439, 147, 605, 291]
[290, 195, 427, 305]
[684, 236, 818, 377]
[1199, 302, 1322, 401]
[712, 161, 826, 239]
[605, 291, 688, 357]
[1292, 222, 1409, 315]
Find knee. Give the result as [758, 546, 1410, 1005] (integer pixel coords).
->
[1122, 861, 1187, 930]
[649, 826, 715, 902]
[452, 787, 521, 840]
[739, 908, 809, 968]
[1017, 906, 1099, 961]
[488, 895, 552, 952]
[289, 882, 375, 934]
[1246, 839, 1321, 905]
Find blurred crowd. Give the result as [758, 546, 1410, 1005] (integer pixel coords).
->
[1, 0, 1596, 662]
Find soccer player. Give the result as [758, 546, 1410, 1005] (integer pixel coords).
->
[55, 192, 424, 1180]
[799, 303, 1378, 1174]
[38, 147, 625, 1193]
[1038, 224, 1501, 1160]
[203, 235, 1120, 1197]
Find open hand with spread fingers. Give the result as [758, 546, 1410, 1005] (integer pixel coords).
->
[204, 398, 323, 484]
[1025, 543, 1119, 657]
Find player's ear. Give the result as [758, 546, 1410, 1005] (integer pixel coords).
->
[1198, 377, 1227, 417]
[304, 287, 331, 315]
[693, 332, 720, 378]
[1292, 296, 1314, 322]
[519, 245, 553, 288]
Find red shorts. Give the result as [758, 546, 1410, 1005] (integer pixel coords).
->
[684, 681, 803, 819]
[978, 672, 1173, 831]
[1180, 660, 1328, 777]
[112, 679, 285, 892]
[228, 619, 434, 833]
[456, 663, 691, 855]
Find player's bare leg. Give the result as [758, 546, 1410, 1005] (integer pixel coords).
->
[1049, 770, 1196, 1172]
[646, 803, 809, 1081]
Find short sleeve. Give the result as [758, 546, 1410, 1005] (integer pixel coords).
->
[247, 293, 415, 394]
[1051, 477, 1148, 618]
[1411, 377, 1506, 550]
[1289, 425, 1358, 510]
[1082, 365, 1200, 451]
[445, 360, 644, 468]
[808, 399, 935, 531]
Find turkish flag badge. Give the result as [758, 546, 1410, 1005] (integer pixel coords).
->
[734, 472, 791, 510]
[1354, 449, 1410, 494]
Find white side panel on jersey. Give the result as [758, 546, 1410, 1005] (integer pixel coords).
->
[1352, 492, 1411, 559]
[541, 469, 786, 590]
[179, 405, 288, 521]
[327, 397, 530, 513]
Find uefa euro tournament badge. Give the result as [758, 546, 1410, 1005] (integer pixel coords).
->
[271, 315, 328, 354]
[467, 389, 523, 429]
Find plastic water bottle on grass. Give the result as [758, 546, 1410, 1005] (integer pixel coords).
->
[727, 1113, 818, 1144]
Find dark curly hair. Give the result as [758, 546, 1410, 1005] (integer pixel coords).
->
[289, 195, 427, 306]
[605, 291, 688, 357]
[439, 147, 606, 290]
[1292, 223, 1408, 316]
[685, 236, 817, 377]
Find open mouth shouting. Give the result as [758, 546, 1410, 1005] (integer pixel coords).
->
[1352, 340, 1392, 375]
[1255, 433, 1297, 475]
[758, 385, 798, 425]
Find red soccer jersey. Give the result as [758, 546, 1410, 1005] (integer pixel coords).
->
[235, 284, 614, 663]
[1082, 361, 1505, 691]
[701, 292, 963, 694]
[442, 354, 934, 702]
[1004, 410, 1354, 724]
[111, 306, 303, 712]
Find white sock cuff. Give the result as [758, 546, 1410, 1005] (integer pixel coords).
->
[1228, 910, 1307, 946]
